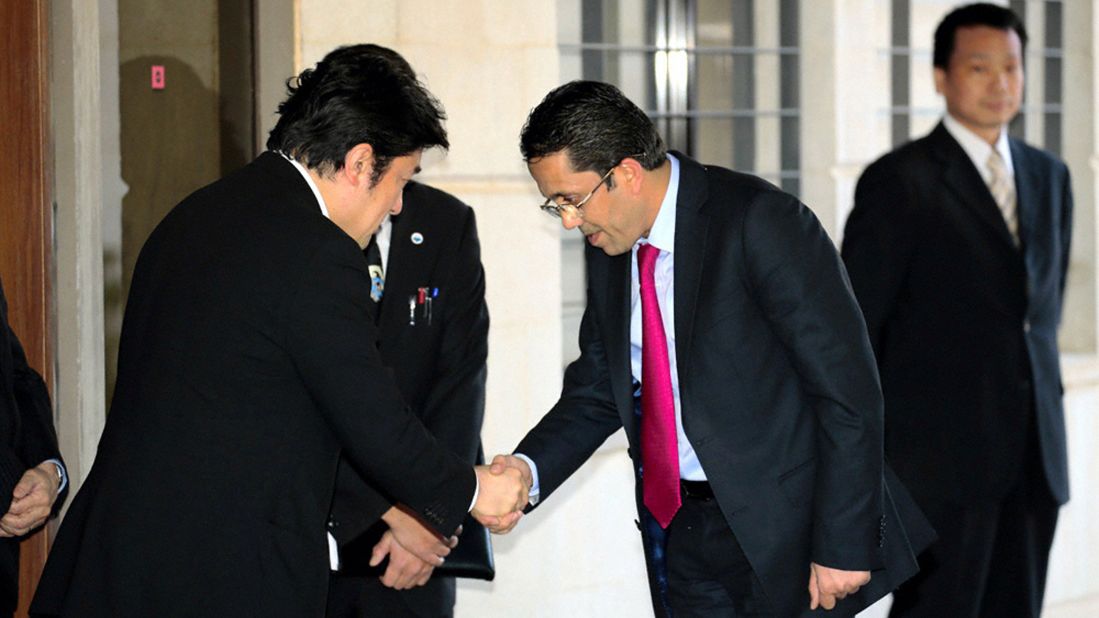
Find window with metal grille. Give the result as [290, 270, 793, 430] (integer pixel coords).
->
[559, 0, 801, 194]
[556, 0, 802, 366]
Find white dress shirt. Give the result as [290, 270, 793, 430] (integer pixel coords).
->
[942, 113, 1015, 187]
[628, 154, 706, 481]
[521, 153, 707, 502]
[375, 216, 393, 273]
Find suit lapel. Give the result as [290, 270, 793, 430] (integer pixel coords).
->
[670, 153, 710, 386]
[1010, 139, 1039, 255]
[930, 124, 1018, 250]
[599, 248, 636, 438]
[378, 211, 433, 335]
[1010, 139, 1043, 308]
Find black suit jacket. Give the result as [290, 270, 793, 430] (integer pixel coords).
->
[327, 182, 488, 610]
[30, 153, 475, 618]
[842, 123, 1072, 508]
[516, 153, 932, 617]
[0, 277, 64, 616]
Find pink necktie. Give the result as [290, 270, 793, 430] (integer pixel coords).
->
[638, 243, 681, 529]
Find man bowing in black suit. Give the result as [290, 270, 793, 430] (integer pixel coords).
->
[491, 81, 933, 617]
[0, 276, 66, 618]
[317, 46, 490, 618]
[842, 4, 1072, 617]
[325, 180, 489, 618]
[30, 44, 526, 618]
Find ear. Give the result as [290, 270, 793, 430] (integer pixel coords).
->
[343, 143, 376, 187]
[617, 156, 646, 195]
[933, 67, 946, 96]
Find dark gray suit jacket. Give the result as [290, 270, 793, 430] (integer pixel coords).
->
[843, 123, 1072, 509]
[517, 153, 932, 617]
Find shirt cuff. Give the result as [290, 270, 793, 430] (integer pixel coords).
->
[513, 453, 541, 506]
[45, 458, 67, 494]
[468, 470, 479, 512]
[327, 532, 340, 571]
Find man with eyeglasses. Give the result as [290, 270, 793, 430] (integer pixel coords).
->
[489, 81, 934, 617]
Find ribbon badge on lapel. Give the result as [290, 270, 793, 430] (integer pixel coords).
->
[368, 265, 384, 303]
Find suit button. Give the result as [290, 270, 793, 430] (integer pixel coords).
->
[1023, 319, 1031, 333]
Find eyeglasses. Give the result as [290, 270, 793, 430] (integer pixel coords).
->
[538, 154, 643, 220]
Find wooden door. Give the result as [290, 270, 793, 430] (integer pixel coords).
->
[0, 0, 55, 616]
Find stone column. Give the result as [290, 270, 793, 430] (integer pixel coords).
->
[1060, 0, 1097, 354]
[51, 0, 110, 493]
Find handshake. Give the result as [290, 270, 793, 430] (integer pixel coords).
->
[362, 455, 534, 591]
[470, 454, 534, 534]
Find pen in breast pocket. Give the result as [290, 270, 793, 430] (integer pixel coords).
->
[424, 285, 437, 325]
[408, 294, 417, 326]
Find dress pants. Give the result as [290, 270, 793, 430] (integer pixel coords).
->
[665, 489, 775, 617]
[326, 571, 456, 618]
[889, 428, 1059, 618]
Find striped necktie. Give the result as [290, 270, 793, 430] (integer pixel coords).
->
[987, 150, 1018, 245]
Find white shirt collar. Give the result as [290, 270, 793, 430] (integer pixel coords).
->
[375, 215, 393, 272]
[278, 152, 331, 219]
[638, 153, 680, 253]
[942, 113, 1014, 181]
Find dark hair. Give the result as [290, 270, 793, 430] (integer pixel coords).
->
[933, 3, 1027, 69]
[266, 44, 447, 182]
[520, 81, 667, 182]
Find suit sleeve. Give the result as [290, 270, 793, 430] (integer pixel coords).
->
[0, 282, 64, 516]
[8, 326, 62, 468]
[515, 267, 624, 503]
[285, 236, 475, 537]
[0, 331, 24, 515]
[1058, 164, 1073, 305]
[841, 159, 920, 357]
[742, 194, 885, 570]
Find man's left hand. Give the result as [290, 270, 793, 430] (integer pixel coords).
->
[808, 562, 871, 611]
[0, 461, 61, 537]
[370, 530, 437, 589]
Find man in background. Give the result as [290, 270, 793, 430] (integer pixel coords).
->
[0, 276, 66, 618]
[842, 4, 1072, 616]
[326, 179, 489, 617]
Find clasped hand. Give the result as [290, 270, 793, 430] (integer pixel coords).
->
[368, 459, 529, 589]
[369, 505, 459, 589]
[0, 461, 60, 538]
[470, 456, 530, 534]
